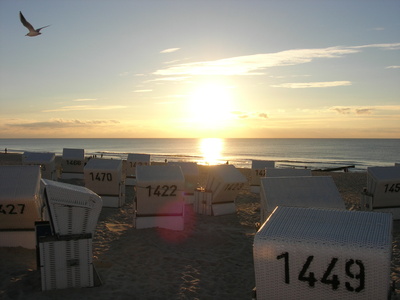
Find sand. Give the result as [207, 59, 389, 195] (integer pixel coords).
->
[0, 153, 399, 299]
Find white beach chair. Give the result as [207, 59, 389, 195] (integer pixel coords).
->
[0, 165, 44, 249]
[250, 160, 275, 193]
[196, 164, 246, 216]
[361, 166, 400, 219]
[259, 176, 345, 223]
[38, 180, 102, 291]
[42, 179, 102, 235]
[170, 162, 199, 205]
[134, 165, 185, 230]
[61, 148, 85, 179]
[84, 158, 124, 208]
[22, 151, 56, 180]
[254, 206, 392, 300]
[125, 153, 150, 186]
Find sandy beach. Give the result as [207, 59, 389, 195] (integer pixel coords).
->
[0, 153, 399, 299]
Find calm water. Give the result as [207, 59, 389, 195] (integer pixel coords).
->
[0, 138, 398, 171]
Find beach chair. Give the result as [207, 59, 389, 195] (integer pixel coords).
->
[125, 153, 150, 186]
[84, 158, 124, 208]
[265, 168, 312, 177]
[38, 179, 102, 291]
[169, 162, 199, 205]
[254, 206, 392, 300]
[259, 176, 345, 223]
[361, 166, 400, 219]
[61, 148, 85, 179]
[250, 160, 275, 193]
[134, 165, 185, 230]
[0, 165, 44, 249]
[22, 151, 56, 180]
[195, 164, 246, 216]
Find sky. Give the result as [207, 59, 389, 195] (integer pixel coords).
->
[0, 0, 399, 139]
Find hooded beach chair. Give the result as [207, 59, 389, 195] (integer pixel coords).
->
[38, 179, 102, 291]
[125, 153, 150, 186]
[169, 162, 199, 205]
[84, 158, 124, 208]
[0, 165, 44, 248]
[259, 176, 345, 223]
[61, 148, 85, 179]
[134, 164, 185, 230]
[250, 160, 275, 193]
[195, 164, 246, 216]
[22, 151, 56, 180]
[361, 166, 400, 219]
[254, 206, 392, 300]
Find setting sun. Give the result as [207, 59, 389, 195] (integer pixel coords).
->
[187, 83, 234, 128]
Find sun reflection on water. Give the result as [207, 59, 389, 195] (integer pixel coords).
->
[199, 138, 223, 165]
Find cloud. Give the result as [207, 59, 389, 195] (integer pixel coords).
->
[332, 107, 352, 114]
[386, 65, 400, 69]
[330, 105, 400, 115]
[7, 119, 120, 129]
[153, 43, 400, 77]
[271, 81, 352, 88]
[355, 108, 373, 115]
[160, 48, 180, 54]
[232, 111, 268, 119]
[42, 105, 127, 113]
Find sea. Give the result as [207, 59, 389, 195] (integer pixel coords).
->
[0, 138, 398, 172]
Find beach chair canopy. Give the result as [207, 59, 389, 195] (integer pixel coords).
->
[250, 160, 275, 185]
[61, 148, 85, 174]
[135, 165, 185, 215]
[260, 176, 345, 220]
[84, 158, 123, 195]
[251, 159, 275, 169]
[0, 165, 43, 229]
[254, 206, 392, 299]
[169, 162, 199, 192]
[126, 153, 150, 177]
[205, 164, 246, 191]
[62, 148, 85, 160]
[42, 179, 102, 235]
[366, 166, 400, 208]
[22, 151, 55, 164]
[205, 164, 246, 205]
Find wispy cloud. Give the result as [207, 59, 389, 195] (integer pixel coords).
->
[386, 65, 400, 69]
[232, 111, 268, 119]
[271, 81, 352, 89]
[330, 105, 400, 115]
[153, 43, 400, 77]
[160, 48, 180, 54]
[42, 105, 127, 113]
[7, 119, 120, 129]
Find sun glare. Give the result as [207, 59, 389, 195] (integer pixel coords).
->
[199, 138, 223, 165]
[188, 83, 233, 128]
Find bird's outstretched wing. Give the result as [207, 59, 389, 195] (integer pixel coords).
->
[19, 11, 35, 33]
[36, 25, 50, 33]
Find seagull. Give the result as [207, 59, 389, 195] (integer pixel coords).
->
[19, 11, 50, 37]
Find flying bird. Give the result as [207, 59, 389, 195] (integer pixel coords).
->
[19, 11, 50, 37]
